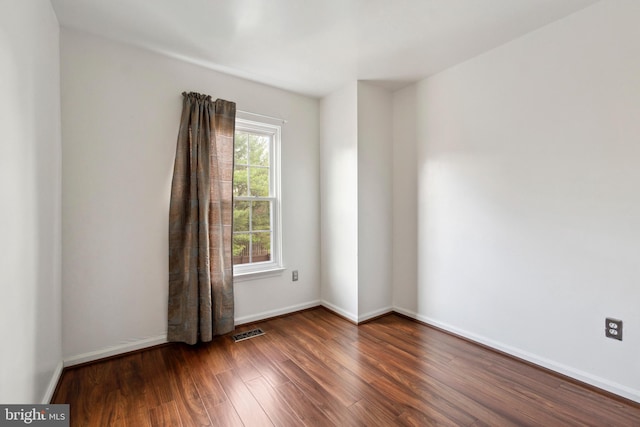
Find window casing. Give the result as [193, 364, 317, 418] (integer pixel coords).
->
[232, 119, 282, 277]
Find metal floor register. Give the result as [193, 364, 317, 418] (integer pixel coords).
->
[232, 328, 265, 342]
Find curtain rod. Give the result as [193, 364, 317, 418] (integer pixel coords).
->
[237, 109, 288, 124]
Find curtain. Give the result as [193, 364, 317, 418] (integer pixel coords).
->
[168, 92, 236, 344]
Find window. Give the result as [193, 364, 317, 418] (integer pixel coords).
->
[232, 119, 282, 277]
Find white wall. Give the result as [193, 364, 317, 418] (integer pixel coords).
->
[320, 82, 359, 321]
[0, 0, 62, 403]
[395, 0, 640, 401]
[357, 82, 393, 320]
[61, 29, 320, 361]
[320, 81, 394, 322]
[392, 86, 418, 314]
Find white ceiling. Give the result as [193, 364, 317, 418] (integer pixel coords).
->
[50, 0, 599, 98]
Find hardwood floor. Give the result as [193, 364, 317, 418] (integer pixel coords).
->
[52, 308, 640, 426]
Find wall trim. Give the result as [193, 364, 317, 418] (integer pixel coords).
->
[393, 307, 640, 404]
[63, 301, 322, 368]
[320, 300, 358, 323]
[358, 306, 394, 324]
[234, 300, 322, 325]
[42, 361, 64, 404]
[56, 304, 639, 405]
[63, 334, 168, 367]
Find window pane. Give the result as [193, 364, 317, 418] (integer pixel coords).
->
[233, 166, 248, 197]
[233, 119, 280, 272]
[250, 135, 270, 167]
[251, 232, 271, 262]
[233, 201, 249, 232]
[249, 167, 269, 197]
[252, 201, 271, 231]
[234, 132, 248, 164]
[232, 233, 251, 265]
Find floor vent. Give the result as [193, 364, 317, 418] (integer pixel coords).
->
[232, 328, 265, 342]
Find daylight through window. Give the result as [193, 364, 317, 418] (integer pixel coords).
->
[232, 119, 281, 276]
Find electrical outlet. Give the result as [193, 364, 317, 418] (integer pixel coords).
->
[292, 270, 299, 281]
[605, 318, 622, 341]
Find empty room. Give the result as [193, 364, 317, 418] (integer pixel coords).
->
[1, 0, 640, 425]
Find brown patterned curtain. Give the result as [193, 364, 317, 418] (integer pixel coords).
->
[168, 92, 235, 344]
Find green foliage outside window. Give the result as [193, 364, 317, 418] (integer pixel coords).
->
[233, 131, 272, 264]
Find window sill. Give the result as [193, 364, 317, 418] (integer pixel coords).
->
[233, 266, 286, 282]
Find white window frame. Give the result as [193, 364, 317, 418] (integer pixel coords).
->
[233, 118, 283, 279]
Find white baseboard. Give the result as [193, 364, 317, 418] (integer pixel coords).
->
[391, 306, 421, 320]
[393, 307, 640, 404]
[64, 334, 167, 367]
[320, 300, 358, 323]
[62, 302, 322, 368]
[235, 300, 322, 325]
[358, 306, 394, 323]
[52, 304, 640, 404]
[42, 360, 64, 403]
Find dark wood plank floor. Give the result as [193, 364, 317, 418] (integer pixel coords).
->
[52, 307, 640, 426]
